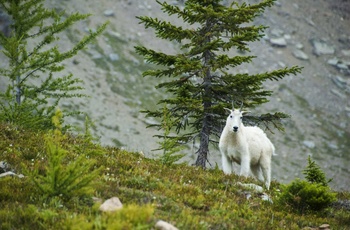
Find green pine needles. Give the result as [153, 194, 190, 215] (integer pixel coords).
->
[0, 0, 108, 130]
[27, 109, 101, 199]
[135, 0, 302, 167]
[303, 155, 333, 187]
[156, 104, 186, 166]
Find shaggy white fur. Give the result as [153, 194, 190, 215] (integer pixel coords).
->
[219, 108, 275, 190]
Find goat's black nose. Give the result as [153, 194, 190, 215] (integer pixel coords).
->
[233, 126, 238, 132]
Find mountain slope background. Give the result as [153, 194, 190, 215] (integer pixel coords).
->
[1, 0, 349, 190]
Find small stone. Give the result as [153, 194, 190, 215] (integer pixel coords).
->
[155, 220, 179, 230]
[295, 43, 304, 49]
[109, 53, 120, 61]
[336, 63, 348, 70]
[293, 50, 309, 60]
[302, 140, 315, 149]
[284, 34, 291, 40]
[327, 58, 339, 66]
[332, 75, 347, 89]
[0, 171, 24, 178]
[108, 31, 122, 39]
[270, 37, 287, 47]
[341, 49, 350, 56]
[103, 10, 115, 17]
[330, 89, 346, 99]
[99, 197, 123, 212]
[270, 28, 284, 37]
[0, 161, 10, 173]
[310, 39, 335, 56]
[260, 193, 273, 203]
[327, 142, 338, 150]
[319, 224, 330, 230]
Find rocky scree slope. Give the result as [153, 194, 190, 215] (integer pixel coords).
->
[0, 0, 349, 191]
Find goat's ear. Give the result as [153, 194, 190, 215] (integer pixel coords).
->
[224, 108, 231, 113]
[241, 110, 250, 114]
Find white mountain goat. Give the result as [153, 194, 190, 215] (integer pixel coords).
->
[219, 107, 275, 190]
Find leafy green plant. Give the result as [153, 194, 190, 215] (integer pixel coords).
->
[278, 156, 336, 212]
[279, 179, 336, 212]
[0, 0, 108, 130]
[26, 109, 101, 199]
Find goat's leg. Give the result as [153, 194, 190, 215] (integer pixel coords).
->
[260, 157, 271, 190]
[251, 165, 264, 181]
[240, 152, 251, 177]
[222, 153, 233, 174]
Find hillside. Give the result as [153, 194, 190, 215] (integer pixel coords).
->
[0, 123, 349, 229]
[1, 0, 350, 191]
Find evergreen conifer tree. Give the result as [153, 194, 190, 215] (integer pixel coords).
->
[0, 0, 108, 129]
[303, 155, 332, 187]
[135, 0, 302, 167]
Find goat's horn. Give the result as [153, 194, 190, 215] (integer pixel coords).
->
[224, 108, 231, 113]
[239, 101, 243, 110]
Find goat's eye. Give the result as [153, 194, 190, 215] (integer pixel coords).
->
[240, 117, 243, 120]
[229, 115, 233, 118]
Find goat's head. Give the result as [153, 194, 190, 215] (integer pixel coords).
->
[224, 107, 248, 133]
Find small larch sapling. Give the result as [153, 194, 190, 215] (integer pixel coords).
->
[219, 107, 275, 190]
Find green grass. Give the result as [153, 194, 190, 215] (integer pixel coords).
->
[0, 122, 349, 229]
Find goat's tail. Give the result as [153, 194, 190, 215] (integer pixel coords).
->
[272, 144, 277, 156]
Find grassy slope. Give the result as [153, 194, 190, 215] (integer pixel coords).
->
[0, 123, 349, 230]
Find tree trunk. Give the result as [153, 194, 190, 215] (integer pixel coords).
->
[195, 114, 211, 168]
[15, 75, 21, 105]
[195, 42, 212, 168]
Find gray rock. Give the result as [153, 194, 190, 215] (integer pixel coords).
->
[306, 17, 315, 27]
[108, 31, 122, 39]
[103, 10, 115, 17]
[295, 43, 304, 49]
[341, 50, 350, 56]
[302, 140, 315, 149]
[0, 161, 12, 173]
[155, 220, 179, 230]
[260, 193, 273, 203]
[310, 39, 335, 56]
[327, 58, 339, 66]
[332, 75, 347, 89]
[293, 49, 309, 60]
[270, 37, 287, 47]
[99, 197, 123, 212]
[0, 171, 24, 178]
[270, 28, 284, 37]
[331, 89, 346, 99]
[327, 142, 339, 150]
[337, 63, 349, 70]
[319, 224, 330, 230]
[109, 53, 120, 61]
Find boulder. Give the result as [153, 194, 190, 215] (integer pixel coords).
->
[270, 37, 287, 47]
[310, 39, 335, 56]
[99, 197, 123, 212]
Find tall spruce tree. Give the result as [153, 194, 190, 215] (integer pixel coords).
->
[135, 0, 302, 168]
[0, 0, 107, 129]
